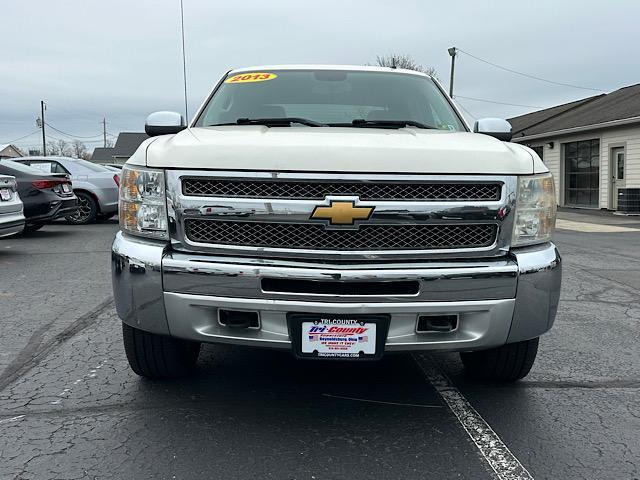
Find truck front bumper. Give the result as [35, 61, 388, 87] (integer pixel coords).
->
[112, 232, 561, 352]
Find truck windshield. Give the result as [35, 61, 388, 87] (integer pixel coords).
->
[195, 69, 466, 131]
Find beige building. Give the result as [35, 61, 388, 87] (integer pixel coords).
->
[509, 84, 640, 213]
[0, 144, 23, 159]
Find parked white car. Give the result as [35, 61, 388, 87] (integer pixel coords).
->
[0, 175, 25, 237]
[100, 163, 124, 171]
[14, 157, 119, 224]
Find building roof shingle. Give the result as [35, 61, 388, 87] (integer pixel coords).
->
[90, 147, 115, 162]
[112, 132, 149, 158]
[509, 83, 640, 139]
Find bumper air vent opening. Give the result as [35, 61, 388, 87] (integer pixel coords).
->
[416, 314, 458, 333]
[218, 309, 261, 329]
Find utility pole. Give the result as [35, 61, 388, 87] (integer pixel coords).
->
[102, 118, 107, 147]
[40, 100, 47, 156]
[447, 47, 457, 98]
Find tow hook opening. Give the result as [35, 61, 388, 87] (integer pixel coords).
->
[416, 314, 458, 333]
[218, 309, 261, 329]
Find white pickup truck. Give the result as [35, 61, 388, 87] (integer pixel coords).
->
[112, 65, 561, 381]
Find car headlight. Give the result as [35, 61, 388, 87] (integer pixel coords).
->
[119, 165, 169, 239]
[512, 173, 557, 246]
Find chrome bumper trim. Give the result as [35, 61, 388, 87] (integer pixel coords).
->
[111, 232, 561, 353]
[507, 243, 562, 342]
[112, 232, 170, 335]
[163, 253, 518, 302]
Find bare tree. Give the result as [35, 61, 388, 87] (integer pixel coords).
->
[57, 139, 72, 157]
[46, 140, 60, 156]
[375, 54, 438, 79]
[71, 140, 89, 159]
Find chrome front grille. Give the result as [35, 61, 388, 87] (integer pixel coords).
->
[182, 178, 501, 201]
[168, 171, 516, 260]
[184, 220, 498, 251]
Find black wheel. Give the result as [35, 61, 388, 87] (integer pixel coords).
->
[22, 224, 44, 233]
[460, 337, 539, 382]
[65, 191, 98, 224]
[122, 323, 201, 379]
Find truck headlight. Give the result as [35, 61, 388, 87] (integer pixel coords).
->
[512, 173, 556, 246]
[119, 165, 168, 239]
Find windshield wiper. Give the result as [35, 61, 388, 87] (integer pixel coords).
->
[329, 119, 436, 129]
[209, 117, 326, 127]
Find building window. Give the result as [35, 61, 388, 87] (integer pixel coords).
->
[617, 152, 625, 180]
[531, 146, 544, 161]
[564, 139, 600, 208]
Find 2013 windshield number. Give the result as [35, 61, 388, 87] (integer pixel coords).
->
[229, 73, 271, 82]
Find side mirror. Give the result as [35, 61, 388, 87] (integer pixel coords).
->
[144, 111, 186, 137]
[473, 118, 512, 142]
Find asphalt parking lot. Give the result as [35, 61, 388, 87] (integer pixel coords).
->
[1, 212, 639, 480]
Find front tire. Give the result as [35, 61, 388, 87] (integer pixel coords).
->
[122, 323, 201, 379]
[460, 337, 539, 382]
[65, 191, 98, 224]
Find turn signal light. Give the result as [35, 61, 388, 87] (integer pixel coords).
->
[119, 165, 168, 239]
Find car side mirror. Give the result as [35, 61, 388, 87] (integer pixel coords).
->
[145, 111, 186, 137]
[473, 118, 512, 142]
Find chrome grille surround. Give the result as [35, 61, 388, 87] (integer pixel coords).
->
[166, 171, 517, 260]
[182, 177, 501, 201]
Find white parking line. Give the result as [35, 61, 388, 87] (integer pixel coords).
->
[413, 354, 534, 480]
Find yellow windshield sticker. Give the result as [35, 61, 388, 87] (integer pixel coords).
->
[225, 72, 277, 84]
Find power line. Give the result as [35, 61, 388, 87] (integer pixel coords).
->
[0, 129, 42, 144]
[15, 136, 110, 146]
[48, 135, 107, 144]
[457, 48, 604, 92]
[455, 95, 543, 109]
[44, 122, 104, 139]
[454, 100, 477, 120]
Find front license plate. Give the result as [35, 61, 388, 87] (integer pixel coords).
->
[288, 314, 389, 360]
[0, 188, 10, 201]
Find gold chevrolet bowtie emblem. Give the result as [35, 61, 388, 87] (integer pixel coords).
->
[310, 200, 374, 225]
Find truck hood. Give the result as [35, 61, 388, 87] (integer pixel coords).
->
[140, 126, 541, 175]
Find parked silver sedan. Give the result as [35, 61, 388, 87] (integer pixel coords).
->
[0, 175, 25, 237]
[14, 157, 119, 224]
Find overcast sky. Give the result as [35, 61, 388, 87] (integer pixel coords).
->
[2, 0, 640, 152]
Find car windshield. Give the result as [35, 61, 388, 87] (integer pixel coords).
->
[196, 69, 466, 131]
